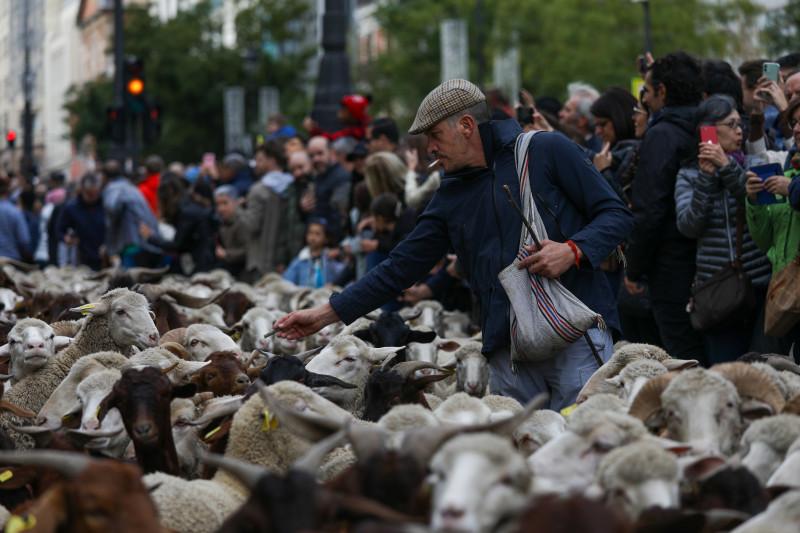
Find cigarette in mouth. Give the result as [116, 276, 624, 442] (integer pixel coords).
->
[427, 159, 441, 170]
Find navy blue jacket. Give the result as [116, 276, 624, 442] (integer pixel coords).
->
[55, 197, 106, 270]
[330, 119, 633, 353]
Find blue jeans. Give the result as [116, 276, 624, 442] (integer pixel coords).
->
[488, 327, 613, 411]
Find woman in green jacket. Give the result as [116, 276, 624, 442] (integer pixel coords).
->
[745, 97, 800, 354]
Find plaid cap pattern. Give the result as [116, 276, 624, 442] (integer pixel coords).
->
[408, 79, 487, 135]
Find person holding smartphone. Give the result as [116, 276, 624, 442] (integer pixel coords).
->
[674, 94, 773, 361]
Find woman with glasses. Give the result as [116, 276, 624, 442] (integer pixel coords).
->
[674, 94, 773, 362]
[745, 97, 800, 355]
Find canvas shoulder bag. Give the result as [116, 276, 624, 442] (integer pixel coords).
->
[497, 131, 602, 363]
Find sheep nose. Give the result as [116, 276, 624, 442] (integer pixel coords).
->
[27, 342, 44, 350]
[466, 381, 478, 390]
[236, 375, 250, 385]
[134, 423, 152, 436]
[148, 332, 160, 344]
[439, 505, 466, 525]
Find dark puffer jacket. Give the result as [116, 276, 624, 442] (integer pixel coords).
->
[674, 157, 772, 288]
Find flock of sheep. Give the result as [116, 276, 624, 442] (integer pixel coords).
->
[0, 258, 799, 532]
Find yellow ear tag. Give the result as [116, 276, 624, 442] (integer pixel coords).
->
[62, 414, 75, 424]
[6, 514, 37, 533]
[79, 304, 96, 316]
[95, 405, 101, 418]
[261, 410, 278, 431]
[205, 426, 221, 440]
[231, 332, 241, 341]
[560, 404, 579, 417]
[0, 470, 12, 483]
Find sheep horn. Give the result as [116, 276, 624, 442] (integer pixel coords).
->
[765, 355, 800, 376]
[628, 373, 677, 422]
[161, 361, 180, 375]
[10, 424, 56, 435]
[257, 349, 278, 359]
[0, 258, 38, 272]
[379, 352, 399, 371]
[711, 362, 785, 414]
[243, 350, 259, 368]
[68, 427, 124, 439]
[347, 422, 388, 463]
[159, 328, 187, 346]
[198, 451, 269, 490]
[0, 374, 14, 381]
[127, 265, 170, 283]
[256, 383, 341, 441]
[160, 342, 191, 361]
[783, 393, 800, 415]
[293, 425, 348, 475]
[0, 401, 36, 418]
[364, 312, 380, 321]
[390, 361, 447, 380]
[0, 450, 93, 479]
[189, 396, 245, 428]
[294, 346, 323, 363]
[190, 391, 215, 406]
[132, 283, 170, 302]
[304, 371, 358, 390]
[402, 309, 422, 322]
[163, 288, 228, 309]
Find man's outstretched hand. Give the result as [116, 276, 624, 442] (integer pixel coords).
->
[275, 302, 341, 340]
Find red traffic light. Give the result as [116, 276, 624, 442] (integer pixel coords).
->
[6, 130, 15, 143]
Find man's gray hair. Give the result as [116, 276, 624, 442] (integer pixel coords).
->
[567, 82, 600, 100]
[576, 97, 596, 129]
[332, 136, 358, 157]
[445, 101, 492, 127]
[213, 184, 239, 201]
[80, 172, 103, 190]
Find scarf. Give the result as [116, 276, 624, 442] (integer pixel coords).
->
[261, 171, 294, 198]
[726, 150, 745, 167]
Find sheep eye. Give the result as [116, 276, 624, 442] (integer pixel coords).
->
[498, 475, 514, 486]
[592, 441, 613, 453]
[207, 374, 215, 380]
[725, 401, 734, 409]
[116, 309, 126, 316]
[49, 334, 55, 340]
[190, 339, 199, 346]
[343, 356, 356, 363]
[8, 339, 16, 345]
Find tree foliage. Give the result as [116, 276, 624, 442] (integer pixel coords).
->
[63, 0, 313, 163]
[366, 0, 763, 129]
[762, 0, 800, 58]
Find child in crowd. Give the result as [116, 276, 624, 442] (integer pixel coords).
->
[283, 218, 345, 288]
[360, 193, 417, 266]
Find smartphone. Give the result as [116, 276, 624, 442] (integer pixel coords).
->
[700, 126, 718, 145]
[516, 106, 534, 125]
[751, 163, 786, 205]
[202, 152, 216, 168]
[763, 62, 780, 83]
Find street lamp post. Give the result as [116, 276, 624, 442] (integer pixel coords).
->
[632, 0, 653, 56]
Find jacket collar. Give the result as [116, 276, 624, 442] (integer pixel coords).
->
[442, 119, 522, 181]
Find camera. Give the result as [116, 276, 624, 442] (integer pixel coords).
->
[516, 106, 534, 126]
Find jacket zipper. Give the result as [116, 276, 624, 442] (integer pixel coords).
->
[491, 168, 505, 267]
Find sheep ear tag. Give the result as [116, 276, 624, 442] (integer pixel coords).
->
[261, 410, 278, 431]
[76, 304, 96, 316]
[6, 514, 37, 533]
[560, 404, 578, 417]
[0, 470, 12, 483]
[231, 331, 241, 342]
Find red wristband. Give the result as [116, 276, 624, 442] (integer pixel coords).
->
[566, 240, 580, 269]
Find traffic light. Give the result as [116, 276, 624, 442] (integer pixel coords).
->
[6, 130, 15, 149]
[106, 107, 126, 144]
[142, 101, 162, 145]
[123, 57, 145, 114]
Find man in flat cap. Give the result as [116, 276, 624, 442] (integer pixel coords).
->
[275, 79, 633, 410]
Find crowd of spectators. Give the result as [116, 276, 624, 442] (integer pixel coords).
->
[1, 51, 799, 361]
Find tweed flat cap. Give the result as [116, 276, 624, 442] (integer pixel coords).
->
[408, 79, 487, 135]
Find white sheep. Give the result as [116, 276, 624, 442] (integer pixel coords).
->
[605, 359, 669, 404]
[429, 433, 531, 533]
[434, 392, 493, 426]
[127, 344, 211, 385]
[69, 369, 131, 459]
[766, 436, 800, 489]
[0, 318, 71, 383]
[729, 489, 800, 532]
[589, 441, 681, 520]
[303, 335, 402, 417]
[0, 288, 23, 322]
[577, 343, 698, 403]
[0, 288, 159, 449]
[160, 324, 242, 362]
[439, 341, 490, 398]
[513, 409, 566, 456]
[232, 307, 280, 353]
[740, 415, 800, 486]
